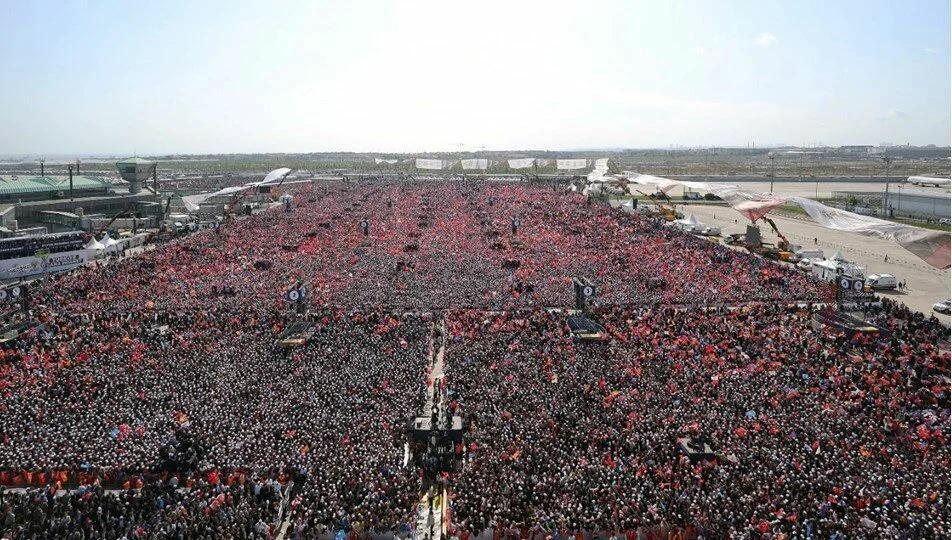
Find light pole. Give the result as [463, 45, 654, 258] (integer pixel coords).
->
[768, 152, 776, 194]
[881, 155, 893, 217]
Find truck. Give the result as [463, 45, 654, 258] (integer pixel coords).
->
[865, 274, 897, 290]
[811, 252, 865, 282]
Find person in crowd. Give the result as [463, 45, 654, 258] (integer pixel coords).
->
[0, 180, 944, 537]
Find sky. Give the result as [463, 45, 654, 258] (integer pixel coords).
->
[1, 0, 950, 154]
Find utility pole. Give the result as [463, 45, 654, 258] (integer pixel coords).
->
[882, 154, 893, 218]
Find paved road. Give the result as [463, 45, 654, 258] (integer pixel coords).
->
[680, 204, 951, 324]
[674, 180, 950, 199]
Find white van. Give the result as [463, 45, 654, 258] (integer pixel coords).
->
[794, 249, 825, 261]
[865, 274, 897, 290]
[796, 258, 816, 271]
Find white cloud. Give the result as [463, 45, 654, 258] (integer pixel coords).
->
[924, 47, 938, 54]
[754, 32, 777, 48]
[692, 46, 707, 56]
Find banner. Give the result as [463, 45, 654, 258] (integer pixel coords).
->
[557, 159, 587, 170]
[415, 159, 443, 170]
[507, 158, 535, 169]
[461, 159, 489, 170]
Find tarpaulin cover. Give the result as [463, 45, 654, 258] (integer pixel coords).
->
[259, 168, 293, 185]
[181, 185, 251, 212]
[587, 158, 611, 183]
[85, 237, 105, 250]
[621, 172, 950, 269]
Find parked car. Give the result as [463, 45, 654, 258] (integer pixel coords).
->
[933, 299, 951, 314]
[865, 274, 897, 290]
[796, 258, 815, 271]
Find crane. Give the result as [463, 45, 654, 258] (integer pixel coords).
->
[634, 189, 682, 221]
[96, 211, 133, 236]
[759, 216, 793, 252]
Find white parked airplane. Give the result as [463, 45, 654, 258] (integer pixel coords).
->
[907, 176, 950, 187]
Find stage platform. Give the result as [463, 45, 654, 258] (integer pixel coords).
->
[276, 321, 316, 347]
[566, 314, 607, 341]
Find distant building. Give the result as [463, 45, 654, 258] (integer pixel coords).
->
[838, 145, 876, 154]
[0, 158, 164, 233]
[0, 175, 112, 203]
[832, 190, 951, 220]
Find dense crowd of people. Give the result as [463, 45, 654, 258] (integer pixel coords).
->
[2, 476, 285, 538]
[445, 303, 949, 538]
[0, 179, 945, 537]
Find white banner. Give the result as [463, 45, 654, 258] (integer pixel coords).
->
[415, 159, 443, 170]
[0, 249, 94, 280]
[507, 158, 536, 169]
[557, 159, 587, 170]
[461, 158, 489, 170]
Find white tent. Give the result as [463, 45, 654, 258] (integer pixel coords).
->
[85, 237, 105, 250]
[674, 214, 703, 232]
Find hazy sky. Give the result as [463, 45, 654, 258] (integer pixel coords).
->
[2, 0, 949, 154]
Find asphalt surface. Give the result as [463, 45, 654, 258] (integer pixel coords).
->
[679, 204, 951, 325]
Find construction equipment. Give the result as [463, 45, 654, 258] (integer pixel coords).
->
[222, 188, 258, 220]
[96, 210, 133, 236]
[760, 216, 792, 251]
[724, 224, 794, 261]
[634, 189, 683, 221]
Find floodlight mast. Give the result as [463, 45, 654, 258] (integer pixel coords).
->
[882, 154, 894, 218]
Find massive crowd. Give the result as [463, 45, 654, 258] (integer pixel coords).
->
[445, 303, 949, 538]
[0, 179, 945, 538]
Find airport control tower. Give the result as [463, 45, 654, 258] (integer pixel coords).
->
[115, 157, 155, 195]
